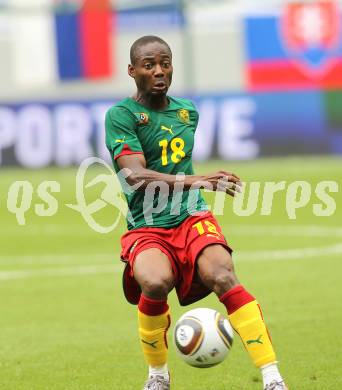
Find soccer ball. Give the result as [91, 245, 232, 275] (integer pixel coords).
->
[173, 308, 233, 368]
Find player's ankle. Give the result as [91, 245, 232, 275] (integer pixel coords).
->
[149, 364, 169, 379]
[260, 362, 283, 388]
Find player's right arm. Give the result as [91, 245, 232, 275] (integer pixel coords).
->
[105, 106, 241, 197]
[116, 154, 241, 197]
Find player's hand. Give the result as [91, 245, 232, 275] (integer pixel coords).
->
[202, 171, 242, 197]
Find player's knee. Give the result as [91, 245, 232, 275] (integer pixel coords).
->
[208, 268, 238, 297]
[140, 276, 173, 299]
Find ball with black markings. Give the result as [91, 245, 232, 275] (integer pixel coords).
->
[173, 308, 233, 368]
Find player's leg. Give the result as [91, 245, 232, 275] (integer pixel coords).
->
[133, 248, 175, 389]
[196, 244, 287, 390]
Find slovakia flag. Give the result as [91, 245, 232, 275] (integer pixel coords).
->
[244, 1, 342, 91]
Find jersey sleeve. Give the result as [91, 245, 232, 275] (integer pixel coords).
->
[190, 101, 200, 130]
[105, 106, 144, 160]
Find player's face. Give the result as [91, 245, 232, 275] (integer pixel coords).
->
[128, 42, 173, 96]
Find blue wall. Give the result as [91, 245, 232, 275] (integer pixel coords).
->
[0, 91, 341, 167]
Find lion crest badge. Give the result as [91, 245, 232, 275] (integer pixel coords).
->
[177, 109, 190, 124]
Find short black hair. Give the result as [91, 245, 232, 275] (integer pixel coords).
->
[130, 35, 171, 65]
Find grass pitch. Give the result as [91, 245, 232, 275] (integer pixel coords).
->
[0, 157, 341, 390]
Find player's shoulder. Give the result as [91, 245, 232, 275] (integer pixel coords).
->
[169, 96, 198, 111]
[106, 97, 136, 117]
[105, 98, 140, 128]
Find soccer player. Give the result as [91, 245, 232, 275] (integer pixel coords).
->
[105, 36, 288, 390]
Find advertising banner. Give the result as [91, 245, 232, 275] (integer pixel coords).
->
[0, 92, 341, 168]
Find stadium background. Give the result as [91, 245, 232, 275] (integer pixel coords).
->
[0, 1, 341, 390]
[1, 0, 342, 166]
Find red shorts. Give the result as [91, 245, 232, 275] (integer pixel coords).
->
[120, 211, 232, 306]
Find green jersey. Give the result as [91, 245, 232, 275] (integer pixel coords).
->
[105, 96, 208, 230]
